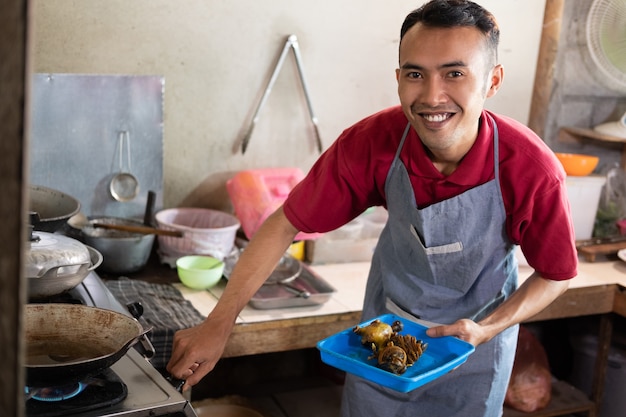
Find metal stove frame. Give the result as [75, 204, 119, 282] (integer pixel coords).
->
[27, 272, 197, 417]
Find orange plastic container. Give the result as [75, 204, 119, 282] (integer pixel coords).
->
[226, 168, 322, 241]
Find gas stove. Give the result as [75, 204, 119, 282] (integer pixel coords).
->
[26, 272, 198, 417]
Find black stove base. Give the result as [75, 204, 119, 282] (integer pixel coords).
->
[25, 368, 127, 417]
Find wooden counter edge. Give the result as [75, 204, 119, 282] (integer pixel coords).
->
[613, 284, 626, 317]
[524, 284, 616, 322]
[222, 311, 362, 358]
[221, 284, 626, 357]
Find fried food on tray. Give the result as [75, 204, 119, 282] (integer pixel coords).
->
[354, 319, 428, 375]
[353, 319, 403, 351]
[375, 342, 408, 374]
[390, 334, 428, 366]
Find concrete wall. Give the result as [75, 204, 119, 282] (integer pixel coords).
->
[31, 0, 546, 210]
[544, 0, 626, 173]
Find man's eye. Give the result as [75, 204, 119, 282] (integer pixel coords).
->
[448, 71, 463, 78]
[407, 72, 422, 79]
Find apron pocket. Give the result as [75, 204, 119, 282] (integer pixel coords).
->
[408, 224, 475, 293]
[410, 224, 463, 255]
[424, 241, 463, 255]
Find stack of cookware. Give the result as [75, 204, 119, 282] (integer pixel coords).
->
[24, 185, 149, 400]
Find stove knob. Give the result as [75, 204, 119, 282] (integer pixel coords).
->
[126, 302, 144, 319]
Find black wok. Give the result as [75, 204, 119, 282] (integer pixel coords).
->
[29, 185, 81, 232]
[24, 304, 149, 387]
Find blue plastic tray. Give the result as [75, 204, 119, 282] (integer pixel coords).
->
[316, 314, 475, 392]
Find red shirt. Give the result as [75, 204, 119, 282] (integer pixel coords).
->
[284, 106, 577, 281]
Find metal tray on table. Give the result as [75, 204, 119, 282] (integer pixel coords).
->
[223, 249, 336, 309]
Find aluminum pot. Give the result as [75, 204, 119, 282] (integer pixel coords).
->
[81, 217, 155, 274]
[26, 231, 103, 299]
[29, 185, 81, 232]
[24, 304, 148, 387]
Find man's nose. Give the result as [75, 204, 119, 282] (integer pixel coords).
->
[420, 77, 447, 106]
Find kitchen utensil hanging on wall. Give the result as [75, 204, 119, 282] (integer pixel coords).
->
[110, 130, 140, 202]
[241, 34, 323, 154]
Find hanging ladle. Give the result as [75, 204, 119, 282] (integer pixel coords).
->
[109, 130, 139, 202]
[264, 254, 310, 298]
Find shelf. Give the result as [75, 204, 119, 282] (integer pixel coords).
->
[559, 126, 626, 144]
[577, 240, 626, 262]
[504, 379, 594, 417]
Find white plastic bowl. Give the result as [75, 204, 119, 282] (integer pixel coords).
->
[155, 208, 240, 261]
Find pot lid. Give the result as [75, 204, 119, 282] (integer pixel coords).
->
[26, 231, 91, 278]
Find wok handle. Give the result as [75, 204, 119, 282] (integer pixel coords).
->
[126, 302, 156, 359]
[38, 262, 89, 279]
[136, 333, 155, 359]
[144, 190, 157, 227]
[132, 329, 155, 360]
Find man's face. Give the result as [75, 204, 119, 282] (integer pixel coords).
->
[396, 24, 502, 162]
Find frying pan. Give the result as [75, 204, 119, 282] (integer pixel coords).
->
[24, 304, 150, 387]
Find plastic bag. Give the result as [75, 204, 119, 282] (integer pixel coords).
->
[594, 163, 626, 237]
[505, 326, 552, 412]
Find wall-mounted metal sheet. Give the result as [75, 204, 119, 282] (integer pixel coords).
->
[29, 74, 164, 220]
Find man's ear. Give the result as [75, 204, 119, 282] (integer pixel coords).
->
[486, 64, 504, 98]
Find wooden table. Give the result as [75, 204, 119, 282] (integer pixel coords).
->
[169, 260, 626, 356]
[220, 260, 626, 417]
[126, 253, 626, 417]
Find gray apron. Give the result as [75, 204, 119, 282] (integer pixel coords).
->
[340, 116, 519, 417]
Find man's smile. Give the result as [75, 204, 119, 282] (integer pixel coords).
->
[421, 112, 454, 123]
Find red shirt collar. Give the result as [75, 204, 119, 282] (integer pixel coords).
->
[406, 110, 494, 186]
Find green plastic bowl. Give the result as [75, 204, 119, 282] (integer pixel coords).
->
[176, 255, 225, 290]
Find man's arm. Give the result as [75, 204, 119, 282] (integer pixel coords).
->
[166, 206, 299, 390]
[426, 272, 570, 346]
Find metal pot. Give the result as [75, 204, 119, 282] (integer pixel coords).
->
[26, 231, 103, 299]
[24, 304, 148, 387]
[29, 185, 81, 232]
[81, 217, 156, 274]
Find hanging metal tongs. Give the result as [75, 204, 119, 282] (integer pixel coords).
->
[241, 34, 323, 154]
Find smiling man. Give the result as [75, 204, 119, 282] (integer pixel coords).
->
[397, 22, 501, 175]
[167, 1, 577, 416]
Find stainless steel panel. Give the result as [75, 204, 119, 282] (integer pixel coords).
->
[29, 73, 164, 220]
